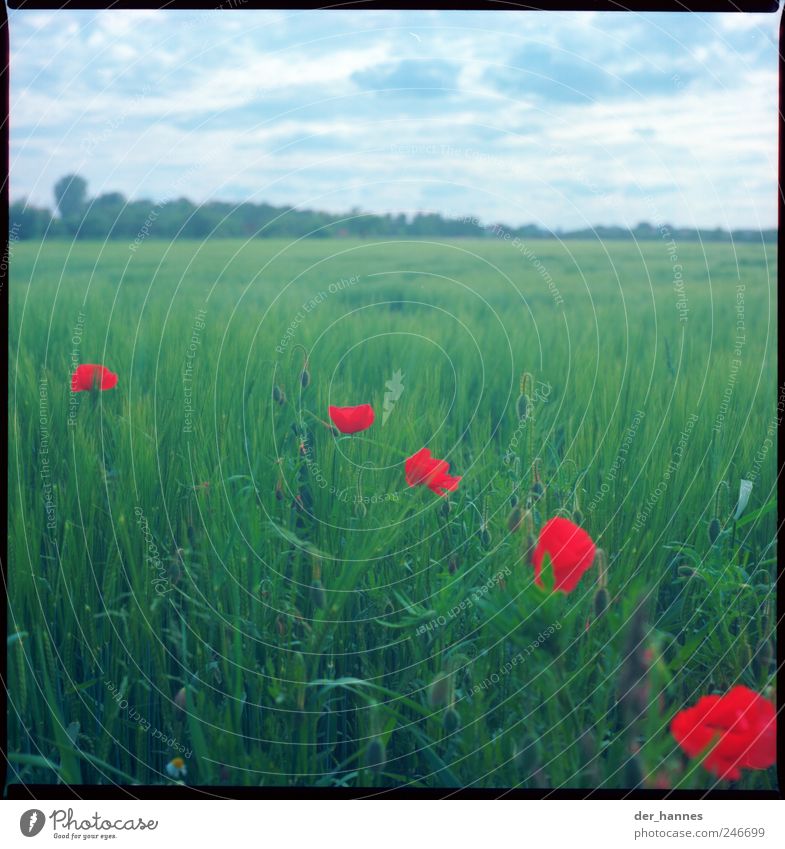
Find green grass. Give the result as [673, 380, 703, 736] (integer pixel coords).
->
[7, 237, 778, 789]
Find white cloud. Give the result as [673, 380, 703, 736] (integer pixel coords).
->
[8, 8, 780, 228]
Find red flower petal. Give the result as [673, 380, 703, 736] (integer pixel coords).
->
[531, 516, 596, 593]
[328, 404, 374, 434]
[670, 686, 776, 781]
[404, 448, 461, 497]
[71, 364, 118, 392]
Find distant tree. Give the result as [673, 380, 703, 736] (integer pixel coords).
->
[54, 174, 88, 221]
[9, 199, 52, 239]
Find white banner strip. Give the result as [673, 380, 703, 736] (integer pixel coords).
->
[2, 800, 783, 848]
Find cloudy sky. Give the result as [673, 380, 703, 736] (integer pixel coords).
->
[9, 7, 780, 230]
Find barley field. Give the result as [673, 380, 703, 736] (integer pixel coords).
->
[7, 236, 778, 790]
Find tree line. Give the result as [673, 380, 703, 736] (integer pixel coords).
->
[9, 174, 776, 243]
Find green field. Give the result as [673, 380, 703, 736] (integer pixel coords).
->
[7, 237, 778, 789]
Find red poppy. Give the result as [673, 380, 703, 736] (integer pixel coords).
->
[405, 447, 461, 497]
[71, 364, 118, 392]
[532, 516, 596, 593]
[670, 686, 776, 781]
[328, 404, 374, 434]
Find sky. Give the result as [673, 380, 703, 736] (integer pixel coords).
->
[8, 7, 780, 230]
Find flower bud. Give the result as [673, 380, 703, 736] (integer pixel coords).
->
[593, 587, 610, 618]
[428, 673, 451, 708]
[443, 707, 461, 735]
[516, 393, 529, 420]
[572, 508, 584, 525]
[594, 548, 608, 589]
[365, 737, 386, 774]
[310, 579, 326, 609]
[174, 687, 187, 710]
[708, 517, 721, 544]
[354, 500, 367, 519]
[507, 505, 523, 533]
[272, 384, 285, 405]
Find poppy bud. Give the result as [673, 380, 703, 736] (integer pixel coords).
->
[275, 477, 284, 500]
[354, 500, 367, 519]
[708, 517, 721, 544]
[516, 393, 529, 420]
[365, 737, 386, 774]
[677, 564, 696, 579]
[530, 480, 544, 500]
[439, 499, 451, 519]
[510, 492, 519, 508]
[272, 384, 286, 405]
[593, 587, 610, 618]
[480, 526, 492, 548]
[174, 687, 187, 710]
[275, 615, 287, 637]
[310, 579, 326, 609]
[428, 673, 451, 708]
[755, 639, 774, 674]
[595, 548, 608, 588]
[443, 707, 461, 735]
[507, 505, 523, 533]
[300, 368, 311, 389]
[572, 508, 584, 525]
[448, 557, 459, 574]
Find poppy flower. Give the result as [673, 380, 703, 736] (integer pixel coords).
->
[670, 686, 776, 781]
[328, 404, 374, 434]
[532, 516, 596, 593]
[71, 364, 118, 392]
[405, 447, 461, 497]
